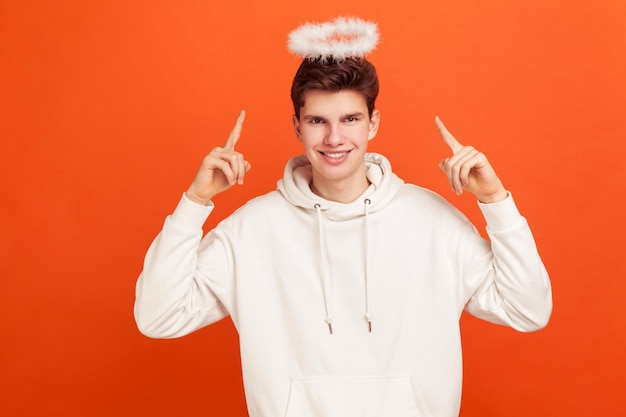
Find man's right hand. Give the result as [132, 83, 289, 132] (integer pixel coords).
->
[185, 111, 251, 205]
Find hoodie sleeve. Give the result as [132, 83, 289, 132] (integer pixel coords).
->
[134, 193, 230, 339]
[462, 193, 553, 331]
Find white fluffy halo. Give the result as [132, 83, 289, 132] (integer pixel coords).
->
[288, 17, 379, 62]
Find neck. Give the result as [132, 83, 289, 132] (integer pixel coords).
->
[310, 174, 370, 203]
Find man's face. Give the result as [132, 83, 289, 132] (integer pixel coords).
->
[292, 89, 380, 193]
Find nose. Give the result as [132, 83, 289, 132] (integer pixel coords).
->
[323, 123, 343, 146]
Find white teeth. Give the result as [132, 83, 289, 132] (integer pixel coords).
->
[323, 152, 347, 158]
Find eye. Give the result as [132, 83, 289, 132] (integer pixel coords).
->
[311, 117, 324, 124]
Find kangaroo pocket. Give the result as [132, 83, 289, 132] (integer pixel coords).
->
[283, 375, 422, 417]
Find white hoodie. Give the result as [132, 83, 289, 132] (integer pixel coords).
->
[135, 152, 552, 417]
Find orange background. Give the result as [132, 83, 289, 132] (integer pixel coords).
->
[2, 0, 625, 416]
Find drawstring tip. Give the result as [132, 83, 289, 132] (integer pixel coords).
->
[368, 321, 372, 333]
[327, 322, 333, 335]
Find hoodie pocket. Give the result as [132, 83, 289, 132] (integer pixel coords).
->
[283, 375, 422, 417]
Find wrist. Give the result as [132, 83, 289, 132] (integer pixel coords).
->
[477, 187, 508, 204]
[185, 189, 213, 206]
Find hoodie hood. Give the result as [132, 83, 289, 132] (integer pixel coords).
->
[277, 152, 404, 219]
[277, 152, 404, 334]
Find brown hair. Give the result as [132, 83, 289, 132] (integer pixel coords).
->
[290, 58, 379, 119]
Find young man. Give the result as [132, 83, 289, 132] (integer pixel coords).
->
[135, 18, 551, 417]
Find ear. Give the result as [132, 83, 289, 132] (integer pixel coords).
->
[292, 114, 303, 142]
[368, 109, 380, 141]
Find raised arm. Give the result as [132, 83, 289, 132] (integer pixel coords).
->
[134, 111, 250, 338]
[434, 116, 552, 331]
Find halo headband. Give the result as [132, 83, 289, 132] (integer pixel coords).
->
[288, 17, 379, 62]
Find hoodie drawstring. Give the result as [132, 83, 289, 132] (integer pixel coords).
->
[314, 199, 374, 334]
[314, 203, 334, 334]
[364, 198, 373, 332]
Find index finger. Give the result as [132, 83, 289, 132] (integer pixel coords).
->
[224, 110, 246, 150]
[434, 115, 463, 153]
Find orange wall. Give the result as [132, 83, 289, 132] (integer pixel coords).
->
[1, 1, 625, 416]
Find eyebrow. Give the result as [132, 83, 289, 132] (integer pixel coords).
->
[302, 112, 365, 120]
[344, 112, 365, 119]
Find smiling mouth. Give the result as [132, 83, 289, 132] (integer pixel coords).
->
[319, 150, 352, 159]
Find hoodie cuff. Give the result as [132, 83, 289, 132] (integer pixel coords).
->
[477, 192, 526, 233]
[169, 193, 215, 231]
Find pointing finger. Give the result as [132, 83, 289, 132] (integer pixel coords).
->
[434, 116, 463, 154]
[224, 110, 246, 150]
